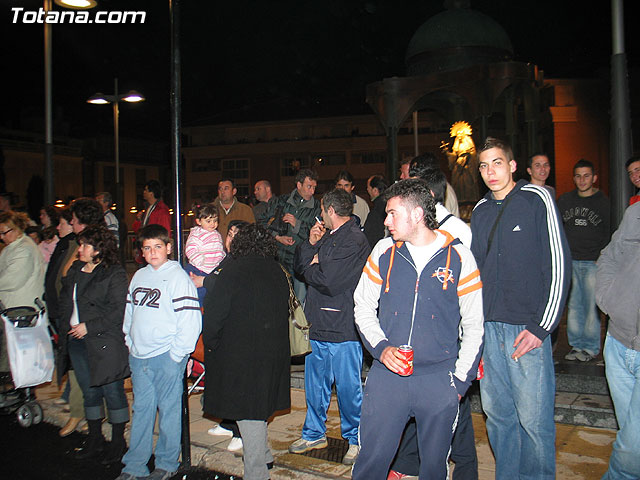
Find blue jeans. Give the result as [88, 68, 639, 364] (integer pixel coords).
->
[567, 260, 601, 355]
[67, 337, 129, 423]
[122, 352, 188, 477]
[302, 340, 362, 445]
[602, 333, 640, 479]
[480, 322, 556, 480]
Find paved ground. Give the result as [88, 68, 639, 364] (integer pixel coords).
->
[27, 376, 616, 480]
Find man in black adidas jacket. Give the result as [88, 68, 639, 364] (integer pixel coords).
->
[470, 137, 571, 480]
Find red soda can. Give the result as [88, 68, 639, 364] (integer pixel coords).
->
[476, 358, 484, 380]
[397, 345, 414, 376]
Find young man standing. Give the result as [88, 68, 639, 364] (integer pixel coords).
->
[527, 153, 556, 198]
[470, 137, 570, 480]
[334, 170, 370, 226]
[353, 179, 484, 479]
[557, 159, 610, 362]
[626, 156, 640, 205]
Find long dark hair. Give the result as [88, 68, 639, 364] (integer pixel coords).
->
[77, 224, 120, 267]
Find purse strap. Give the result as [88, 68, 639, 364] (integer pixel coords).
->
[486, 195, 513, 253]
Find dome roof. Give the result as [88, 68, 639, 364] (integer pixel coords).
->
[406, 7, 513, 75]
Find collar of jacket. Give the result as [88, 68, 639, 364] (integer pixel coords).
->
[383, 230, 457, 293]
[287, 189, 316, 208]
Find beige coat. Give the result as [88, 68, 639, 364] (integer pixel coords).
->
[0, 234, 45, 309]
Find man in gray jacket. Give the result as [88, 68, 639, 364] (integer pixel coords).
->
[596, 201, 640, 480]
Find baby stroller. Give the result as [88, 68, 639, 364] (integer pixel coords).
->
[0, 298, 54, 427]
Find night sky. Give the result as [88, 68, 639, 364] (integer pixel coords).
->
[2, 0, 635, 143]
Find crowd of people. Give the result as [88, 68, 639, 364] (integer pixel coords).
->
[0, 139, 639, 480]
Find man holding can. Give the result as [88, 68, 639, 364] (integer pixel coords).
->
[352, 178, 484, 479]
[470, 137, 570, 480]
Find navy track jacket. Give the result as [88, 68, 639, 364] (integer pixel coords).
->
[470, 180, 571, 340]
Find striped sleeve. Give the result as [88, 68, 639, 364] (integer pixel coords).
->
[354, 238, 393, 359]
[453, 244, 484, 390]
[522, 184, 570, 337]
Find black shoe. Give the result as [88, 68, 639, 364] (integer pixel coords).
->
[101, 442, 127, 465]
[75, 435, 105, 460]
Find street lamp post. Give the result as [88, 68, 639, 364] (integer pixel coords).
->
[44, 0, 98, 205]
[87, 78, 144, 218]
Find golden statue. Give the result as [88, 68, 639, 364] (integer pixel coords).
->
[440, 121, 480, 203]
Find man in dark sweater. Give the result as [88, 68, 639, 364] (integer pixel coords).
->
[471, 137, 570, 480]
[557, 159, 610, 362]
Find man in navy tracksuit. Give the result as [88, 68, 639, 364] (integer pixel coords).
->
[471, 137, 571, 480]
[353, 179, 484, 479]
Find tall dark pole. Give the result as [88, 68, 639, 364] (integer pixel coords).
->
[113, 78, 122, 220]
[170, 0, 190, 468]
[610, 0, 633, 228]
[44, 0, 54, 205]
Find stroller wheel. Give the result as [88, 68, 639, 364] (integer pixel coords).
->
[16, 404, 33, 428]
[29, 402, 43, 424]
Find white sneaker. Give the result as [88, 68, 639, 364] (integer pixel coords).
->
[207, 424, 233, 437]
[343, 444, 360, 465]
[227, 436, 243, 452]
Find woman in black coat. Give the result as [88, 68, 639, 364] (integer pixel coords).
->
[59, 224, 130, 463]
[203, 224, 290, 480]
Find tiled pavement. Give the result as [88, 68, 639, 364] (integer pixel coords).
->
[35, 376, 616, 480]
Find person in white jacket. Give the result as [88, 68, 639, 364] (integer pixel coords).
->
[0, 210, 44, 375]
[119, 224, 201, 480]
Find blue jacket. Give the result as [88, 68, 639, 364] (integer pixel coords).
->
[470, 180, 571, 340]
[294, 218, 370, 343]
[354, 232, 484, 395]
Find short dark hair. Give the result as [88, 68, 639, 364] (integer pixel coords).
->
[41, 205, 60, 227]
[59, 206, 73, 224]
[419, 168, 447, 204]
[295, 168, 318, 185]
[368, 175, 388, 194]
[193, 203, 218, 221]
[383, 178, 438, 230]
[96, 191, 113, 206]
[479, 137, 515, 163]
[145, 180, 163, 200]
[70, 197, 104, 226]
[334, 170, 354, 185]
[219, 178, 236, 189]
[77, 224, 120, 267]
[625, 156, 640, 169]
[409, 152, 440, 180]
[528, 153, 549, 168]
[137, 224, 170, 246]
[41, 226, 57, 241]
[573, 158, 595, 174]
[322, 188, 353, 217]
[229, 224, 278, 259]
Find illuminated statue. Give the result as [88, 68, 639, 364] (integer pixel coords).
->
[440, 121, 480, 203]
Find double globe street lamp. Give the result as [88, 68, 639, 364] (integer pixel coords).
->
[87, 78, 144, 217]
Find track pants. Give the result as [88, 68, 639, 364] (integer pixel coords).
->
[352, 365, 459, 480]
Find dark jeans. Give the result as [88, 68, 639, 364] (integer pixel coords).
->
[67, 337, 129, 423]
[390, 392, 478, 479]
